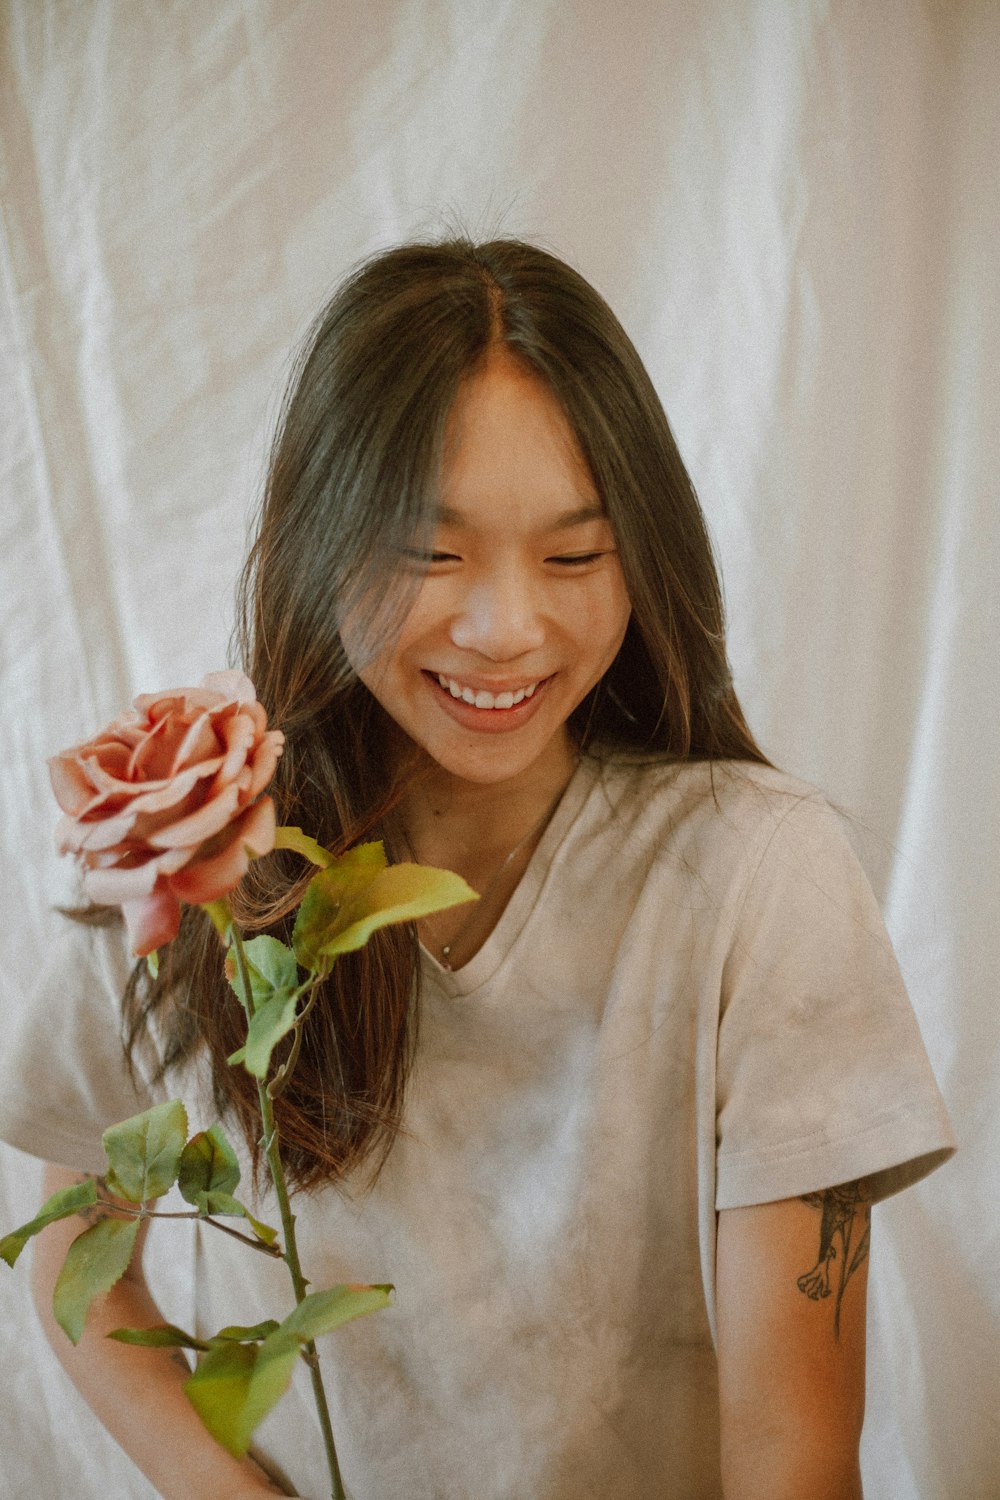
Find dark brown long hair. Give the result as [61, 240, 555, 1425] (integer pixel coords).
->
[128, 237, 772, 1191]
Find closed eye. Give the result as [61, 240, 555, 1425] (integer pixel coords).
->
[547, 552, 612, 566]
[399, 549, 460, 565]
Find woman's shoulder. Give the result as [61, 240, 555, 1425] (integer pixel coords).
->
[578, 747, 857, 895]
[588, 747, 829, 833]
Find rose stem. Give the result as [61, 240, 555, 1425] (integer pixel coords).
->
[229, 923, 346, 1500]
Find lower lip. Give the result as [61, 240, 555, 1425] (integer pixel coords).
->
[423, 672, 553, 734]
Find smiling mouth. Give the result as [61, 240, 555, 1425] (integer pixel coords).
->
[426, 672, 549, 711]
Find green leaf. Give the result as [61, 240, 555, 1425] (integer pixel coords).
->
[292, 873, 351, 972]
[102, 1099, 189, 1203]
[329, 839, 389, 873]
[53, 1217, 141, 1344]
[193, 1188, 244, 1218]
[238, 1208, 280, 1247]
[1, 1180, 98, 1268]
[241, 987, 300, 1079]
[279, 1282, 394, 1342]
[244, 935, 299, 992]
[182, 1283, 393, 1457]
[292, 844, 470, 973]
[184, 1332, 301, 1458]
[178, 1125, 241, 1207]
[194, 1190, 279, 1245]
[272, 825, 336, 868]
[290, 842, 389, 971]
[211, 1320, 281, 1343]
[225, 935, 299, 1012]
[315, 864, 478, 963]
[184, 1340, 257, 1456]
[146, 949, 159, 979]
[108, 1322, 208, 1351]
[240, 1330, 302, 1442]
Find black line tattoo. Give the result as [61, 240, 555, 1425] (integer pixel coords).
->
[796, 1179, 872, 1339]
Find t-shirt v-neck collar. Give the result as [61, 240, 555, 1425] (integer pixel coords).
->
[420, 752, 602, 997]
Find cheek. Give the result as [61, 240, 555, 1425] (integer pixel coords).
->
[338, 573, 426, 680]
[575, 568, 632, 660]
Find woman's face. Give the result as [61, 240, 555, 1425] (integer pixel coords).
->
[346, 347, 632, 789]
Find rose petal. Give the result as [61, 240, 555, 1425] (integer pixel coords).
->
[130, 715, 182, 780]
[72, 752, 153, 797]
[112, 762, 220, 815]
[212, 712, 257, 789]
[246, 701, 268, 736]
[85, 847, 194, 877]
[49, 739, 139, 807]
[83, 857, 163, 903]
[234, 795, 276, 857]
[104, 722, 150, 752]
[121, 888, 182, 956]
[145, 781, 242, 850]
[88, 740, 135, 776]
[67, 708, 144, 746]
[48, 755, 102, 817]
[67, 774, 191, 830]
[131, 690, 190, 721]
[60, 763, 230, 859]
[84, 848, 130, 870]
[127, 790, 206, 845]
[170, 711, 224, 776]
[132, 679, 244, 721]
[55, 808, 142, 854]
[168, 797, 276, 903]
[246, 730, 284, 800]
[200, 669, 258, 706]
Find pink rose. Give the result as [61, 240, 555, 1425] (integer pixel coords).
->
[48, 670, 284, 956]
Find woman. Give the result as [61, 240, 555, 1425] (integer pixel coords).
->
[5, 239, 954, 1498]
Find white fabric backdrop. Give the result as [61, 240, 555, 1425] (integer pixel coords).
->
[1, 2, 996, 1496]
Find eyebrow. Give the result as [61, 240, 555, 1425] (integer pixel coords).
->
[434, 503, 608, 533]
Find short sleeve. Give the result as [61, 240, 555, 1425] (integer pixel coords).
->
[715, 792, 956, 1210]
[0, 916, 167, 1173]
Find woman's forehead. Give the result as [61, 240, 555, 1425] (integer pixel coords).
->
[433, 499, 607, 533]
[439, 353, 601, 522]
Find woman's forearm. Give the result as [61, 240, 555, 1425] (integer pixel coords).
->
[721, 1421, 863, 1500]
[31, 1165, 295, 1500]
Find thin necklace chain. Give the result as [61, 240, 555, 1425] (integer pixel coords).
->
[400, 759, 579, 971]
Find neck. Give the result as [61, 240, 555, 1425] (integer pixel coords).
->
[391, 731, 580, 872]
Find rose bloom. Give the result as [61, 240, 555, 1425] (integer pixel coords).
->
[48, 670, 284, 956]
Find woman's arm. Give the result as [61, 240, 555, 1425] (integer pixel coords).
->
[716, 1181, 872, 1500]
[31, 1162, 295, 1499]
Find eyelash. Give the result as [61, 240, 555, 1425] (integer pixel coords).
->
[402, 551, 609, 567]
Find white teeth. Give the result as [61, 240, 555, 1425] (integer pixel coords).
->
[435, 673, 542, 709]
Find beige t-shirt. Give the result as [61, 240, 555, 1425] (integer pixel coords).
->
[0, 753, 956, 1499]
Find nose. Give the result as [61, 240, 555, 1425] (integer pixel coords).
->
[448, 564, 546, 662]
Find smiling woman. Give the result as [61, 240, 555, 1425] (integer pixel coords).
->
[2, 237, 954, 1500]
[341, 346, 634, 969]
